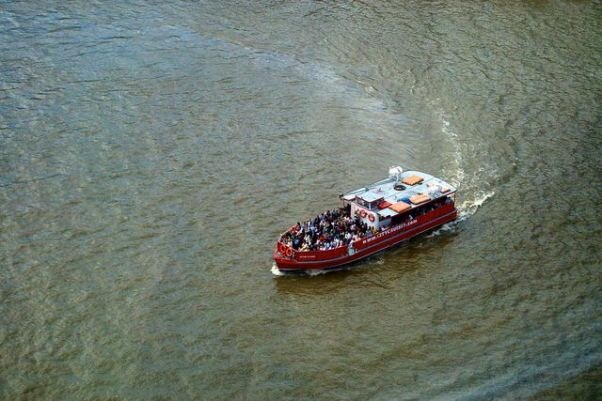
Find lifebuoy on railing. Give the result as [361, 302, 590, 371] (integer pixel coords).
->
[368, 214, 375, 222]
[359, 209, 367, 218]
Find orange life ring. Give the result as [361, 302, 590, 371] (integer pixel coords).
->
[368, 214, 375, 222]
[285, 248, 294, 258]
[359, 210, 367, 218]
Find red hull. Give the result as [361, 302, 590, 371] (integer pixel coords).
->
[273, 204, 457, 273]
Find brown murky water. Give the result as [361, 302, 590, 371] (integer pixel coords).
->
[1, 1, 601, 400]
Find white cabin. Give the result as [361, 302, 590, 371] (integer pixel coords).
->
[340, 167, 456, 230]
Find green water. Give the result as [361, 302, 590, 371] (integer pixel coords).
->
[1, 1, 601, 400]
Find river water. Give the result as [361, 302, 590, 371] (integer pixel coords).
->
[1, 1, 601, 400]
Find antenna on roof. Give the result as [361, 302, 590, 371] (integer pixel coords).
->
[388, 166, 404, 181]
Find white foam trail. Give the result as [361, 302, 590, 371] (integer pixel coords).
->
[436, 107, 494, 224]
[271, 264, 333, 277]
[424, 222, 457, 238]
[270, 263, 285, 276]
[458, 190, 495, 220]
[306, 269, 330, 277]
[425, 190, 494, 239]
[439, 112, 465, 188]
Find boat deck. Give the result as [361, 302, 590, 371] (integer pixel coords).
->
[341, 170, 456, 209]
[273, 167, 458, 272]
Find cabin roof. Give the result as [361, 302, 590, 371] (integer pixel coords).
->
[358, 190, 383, 203]
[377, 208, 398, 218]
[342, 170, 456, 217]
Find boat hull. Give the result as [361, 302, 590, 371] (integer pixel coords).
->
[273, 205, 457, 273]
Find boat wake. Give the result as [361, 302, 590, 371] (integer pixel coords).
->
[437, 109, 495, 223]
[270, 263, 285, 276]
[457, 190, 495, 221]
[424, 221, 456, 238]
[271, 263, 346, 277]
[438, 111, 465, 189]
[425, 190, 495, 239]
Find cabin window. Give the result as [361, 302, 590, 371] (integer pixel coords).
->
[391, 213, 406, 226]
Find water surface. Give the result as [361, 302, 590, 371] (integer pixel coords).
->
[1, 1, 601, 400]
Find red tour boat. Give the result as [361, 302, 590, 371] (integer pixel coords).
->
[273, 166, 457, 274]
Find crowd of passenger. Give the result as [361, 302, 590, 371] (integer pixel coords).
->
[280, 205, 382, 252]
[280, 197, 454, 253]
